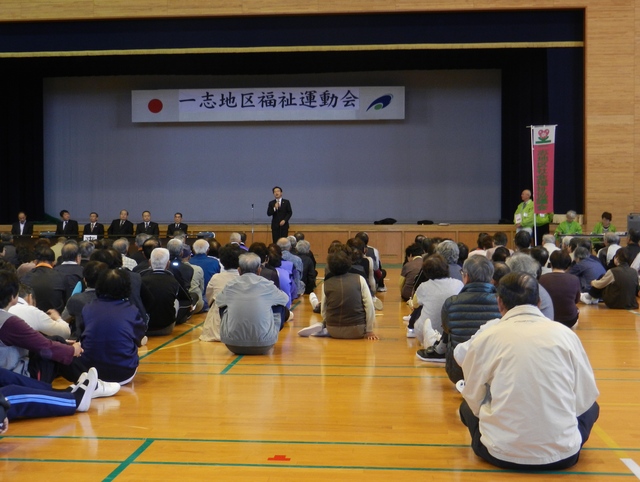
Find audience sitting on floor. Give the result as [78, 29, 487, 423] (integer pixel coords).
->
[581, 250, 639, 309]
[54, 241, 85, 298]
[513, 230, 532, 252]
[217, 253, 290, 355]
[200, 244, 242, 343]
[417, 255, 501, 385]
[79, 268, 146, 384]
[458, 271, 599, 471]
[485, 231, 513, 260]
[141, 248, 192, 336]
[505, 252, 554, 320]
[9, 282, 71, 339]
[569, 246, 606, 293]
[189, 239, 221, 310]
[295, 240, 317, 294]
[299, 250, 378, 340]
[21, 247, 67, 313]
[355, 231, 387, 292]
[599, 232, 622, 270]
[468, 233, 493, 258]
[409, 254, 464, 344]
[61, 260, 108, 338]
[538, 250, 581, 328]
[267, 244, 294, 309]
[400, 243, 425, 301]
[436, 240, 463, 282]
[278, 237, 305, 296]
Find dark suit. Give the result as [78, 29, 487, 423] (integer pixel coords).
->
[55, 220, 79, 237]
[83, 223, 105, 237]
[167, 223, 189, 236]
[267, 198, 292, 243]
[136, 222, 160, 236]
[108, 219, 134, 236]
[21, 266, 67, 312]
[11, 221, 34, 236]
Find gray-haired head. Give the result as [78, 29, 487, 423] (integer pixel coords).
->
[193, 239, 210, 255]
[574, 246, 590, 261]
[561, 236, 573, 249]
[239, 252, 262, 274]
[135, 233, 151, 248]
[566, 210, 577, 221]
[497, 271, 539, 310]
[0, 233, 12, 243]
[462, 255, 494, 283]
[61, 241, 79, 262]
[604, 232, 620, 246]
[505, 252, 541, 279]
[542, 234, 556, 245]
[78, 241, 95, 259]
[296, 240, 311, 254]
[435, 240, 459, 264]
[150, 247, 170, 270]
[167, 238, 183, 258]
[277, 237, 292, 252]
[112, 238, 130, 256]
[229, 232, 241, 244]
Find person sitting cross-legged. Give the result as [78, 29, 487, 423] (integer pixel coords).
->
[459, 271, 599, 471]
[217, 253, 290, 355]
[298, 250, 378, 340]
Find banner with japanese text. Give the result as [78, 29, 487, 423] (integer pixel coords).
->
[132, 86, 405, 123]
[531, 125, 555, 214]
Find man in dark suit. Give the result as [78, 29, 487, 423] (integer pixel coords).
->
[167, 212, 188, 237]
[267, 186, 292, 243]
[107, 210, 134, 237]
[82, 212, 105, 238]
[135, 210, 160, 236]
[11, 212, 34, 236]
[55, 210, 79, 237]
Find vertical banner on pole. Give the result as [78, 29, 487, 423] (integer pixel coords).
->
[531, 125, 556, 214]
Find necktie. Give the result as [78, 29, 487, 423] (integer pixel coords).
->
[63, 221, 67, 230]
[145, 223, 149, 229]
[176, 224, 179, 229]
[91, 224, 95, 230]
[120, 220, 124, 227]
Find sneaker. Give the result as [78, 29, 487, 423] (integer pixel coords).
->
[376, 286, 387, 292]
[69, 371, 88, 393]
[406, 328, 416, 338]
[287, 311, 294, 321]
[309, 292, 319, 309]
[140, 336, 148, 347]
[92, 378, 121, 399]
[580, 293, 598, 305]
[76, 368, 98, 412]
[298, 322, 324, 337]
[311, 327, 330, 337]
[455, 379, 465, 393]
[416, 346, 446, 363]
[373, 297, 383, 311]
[402, 315, 411, 322]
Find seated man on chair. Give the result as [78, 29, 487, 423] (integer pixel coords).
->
[217, 253, 289, 355]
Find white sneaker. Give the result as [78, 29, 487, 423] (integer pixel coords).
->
[376, 286, 387, 292]
[76, 368, 98, 412]
[309, 292, 319, 309]
[402, 315, 411, 322]
[92, 378, 121, 399]
[140, 336, 148, 346]
[287, 311, 294, 321]
[69, 371, 88, 393]
[580, 293, 597, 305]
[455, 379, 465, 394]
[298, 322, 324, 337]
[373, 297, 383, 311]
[311, 327, 330, 337]
[406, 328, 416, 338]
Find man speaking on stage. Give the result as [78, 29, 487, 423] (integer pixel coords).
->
[267, 186, 292, 243]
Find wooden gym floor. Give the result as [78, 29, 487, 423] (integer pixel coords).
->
[1, 267, 639, 481]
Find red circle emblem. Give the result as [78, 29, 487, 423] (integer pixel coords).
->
[148, 99, 163, 114]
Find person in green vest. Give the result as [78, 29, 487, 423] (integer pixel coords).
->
[555, 210, 582, 239]
[514, 189, 534, 233]
[591, 211, 616, 251]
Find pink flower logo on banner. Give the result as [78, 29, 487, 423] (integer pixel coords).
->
[537, 129, 551, 143]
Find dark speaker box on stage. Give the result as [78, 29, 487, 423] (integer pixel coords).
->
[628, 214, 640, 233]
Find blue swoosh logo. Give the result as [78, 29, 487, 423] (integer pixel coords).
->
[366, 94, 393, 111]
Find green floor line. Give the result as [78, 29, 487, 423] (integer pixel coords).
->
[103, 438, 154, 481]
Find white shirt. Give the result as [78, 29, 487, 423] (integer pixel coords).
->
[461, 304, 599, 466]
[200, 270, 239, 342]
[9, 297, 71, 339]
